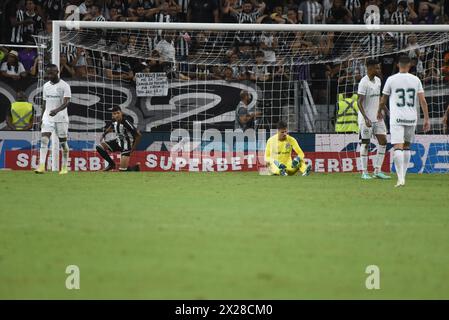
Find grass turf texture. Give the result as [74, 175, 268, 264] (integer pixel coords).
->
[0, 171, 448, 299]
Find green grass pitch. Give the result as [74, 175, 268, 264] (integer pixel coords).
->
[0, 171, 448, 299]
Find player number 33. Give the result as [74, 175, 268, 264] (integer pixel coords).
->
[395, 88, 416, 107]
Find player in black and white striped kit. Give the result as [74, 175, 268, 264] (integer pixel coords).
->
[96, 106, 142, 171]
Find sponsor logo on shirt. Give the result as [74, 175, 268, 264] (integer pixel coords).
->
[396, 118, 416, 124]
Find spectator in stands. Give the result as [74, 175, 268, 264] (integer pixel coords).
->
[155, 31, 176, 63]
[337, 54, 364, 87]
[226, 50, 247, 80]
[173, 31, 190, 61]
[272, 4, 284, 16]
[71, 47, 88, 78]
[326, 0, 352, 24]
[60, 53, 76, 78]
[78, 0, 94, 18]
[44, 0, 65, 20]
[318, 32, 334, 58]
[273, 61, 291, 81]
[290, 32, 314, 55]
[30, 53, 43, 77]
[298, 0, 323, 24]
[423, 58, 441, 84]
[176, 0, 190, 21]
[188, 0, 219, 23]
[85, 53, 97, 78]
[128, 0, 161, 18]
[235, 90, 260, 131]
[410, 56, 424, 79]
[153, 0, 181, 22]
[104, 54, 134, 81]
[249, 51, 271, 81]
[230, 0, 266, 24]
[110, 34, 129, 53]
[83, 3, 105, 21]
[208, 66, 223, 80]
[32, 0, 47, 18]
[109, 7, 126, 21]
[18, 45, 38, 73]
[345, 0, 362, 24]
[285, 7, 300, 24]
[21, 0, 44, 43]
[310, 59, 331, 104]
[189, 31, 210, 57]
[259, 32, 277, 63]
[221, 0, 240, 23]
[147, 50, 166, 72]
[412, 1, 440, 24]
[0, 51, 27, 81]
[390, 1, 417, 24]
[128, 5, 153, 21]
[9, 1, 34, 44]
[38, 19, 52, 38]
[406, 34, 423, 59]
[6, 91, 34, 131]
[223, 66, 238, 81]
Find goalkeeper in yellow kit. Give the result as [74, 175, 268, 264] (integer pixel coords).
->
[265, 120, 312, 176]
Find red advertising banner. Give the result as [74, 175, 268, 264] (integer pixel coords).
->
[305, 151, 390, 173]
[5, 150, 389, 173]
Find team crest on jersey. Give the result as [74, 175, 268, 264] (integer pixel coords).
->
[285, 143, 291, 149]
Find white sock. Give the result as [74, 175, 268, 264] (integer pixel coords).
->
[403, 149, 411, 183]
[360, 144, 368, 174]
[61, 141, 69, 169]
[393, 149, 404, 184]
[374, 145, 386, 174]
[39, 136, 50, 167]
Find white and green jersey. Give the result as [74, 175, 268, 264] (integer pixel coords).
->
[382, 72, 424, 126]
[357, 75, 381, 123]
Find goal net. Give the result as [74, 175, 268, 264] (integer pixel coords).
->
[35, 22, 449, 173]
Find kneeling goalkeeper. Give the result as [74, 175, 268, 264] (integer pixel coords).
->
[265, 120, 311, 176]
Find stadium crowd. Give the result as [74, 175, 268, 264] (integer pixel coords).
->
[0, 0, 448, 105]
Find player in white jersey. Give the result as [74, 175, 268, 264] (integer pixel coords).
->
[35, 64, 71, 174]
[357, 59, 390, 180]
[377, 55, 430, 187]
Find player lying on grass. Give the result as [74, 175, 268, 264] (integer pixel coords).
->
[357, 59, 390, 180]
[264, 120, 312, 176]
[96, 105, 142, 172]
[35, 64, 71, 175]
[377, 55, 430, 187]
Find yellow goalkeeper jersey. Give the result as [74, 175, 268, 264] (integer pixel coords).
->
[264, 134, 305, 165]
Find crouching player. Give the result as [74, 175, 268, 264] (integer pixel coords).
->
[264, 120, 312, 176]
[96, 106, 142, 171]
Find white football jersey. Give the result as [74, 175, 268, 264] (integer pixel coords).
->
[357, 75, 382, 123]
[382, 72, 424, 126]
[42, 79, 71, 123]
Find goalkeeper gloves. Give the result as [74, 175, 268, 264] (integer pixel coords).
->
[273, 160, 287, 176]
[273, 160, 286, 170]
[292, 156, 301, 168]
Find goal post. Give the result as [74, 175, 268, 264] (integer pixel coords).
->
[45, 20, 449, 173]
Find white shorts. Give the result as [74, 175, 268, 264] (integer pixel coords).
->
[41, 121, 69, 139]
[390, 124, 415, 145]
[359, 120, 387, 140]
